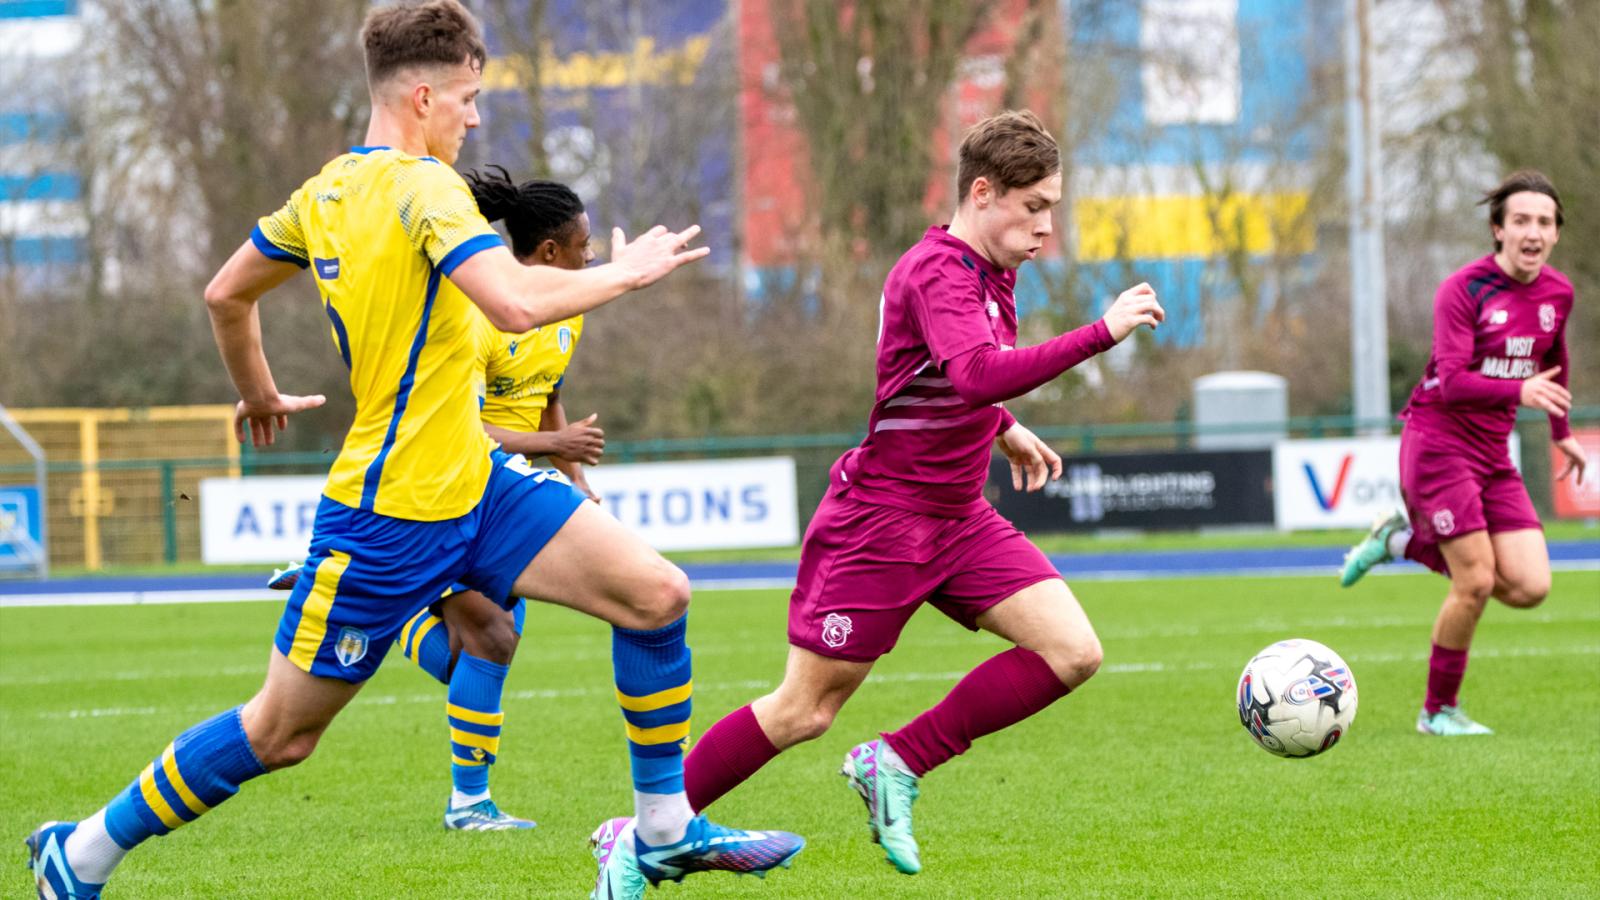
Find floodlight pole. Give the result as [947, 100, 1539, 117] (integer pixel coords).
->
[1345, 0, 1390, 435]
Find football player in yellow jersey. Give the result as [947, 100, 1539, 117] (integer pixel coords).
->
[25, 3, 800, 898]
[395, 169, 607, 831]
[468, 166, 603, 502]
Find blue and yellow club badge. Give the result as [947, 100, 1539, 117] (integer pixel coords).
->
[334, 626, 370, 667]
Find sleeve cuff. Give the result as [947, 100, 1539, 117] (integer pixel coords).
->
[1551, 416, 1572, 442]
[1089, 318, 1116, 351]
[438, 233, 505, 277]
[250, 225, 308, 268]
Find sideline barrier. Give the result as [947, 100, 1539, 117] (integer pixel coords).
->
[3, 407, 1596, 571]
[199, 457, 799, 564]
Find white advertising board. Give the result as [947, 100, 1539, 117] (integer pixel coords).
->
[583, 456, 798, 551]
[1273, 436, 1520, 530]
[201, 457, 799, 563]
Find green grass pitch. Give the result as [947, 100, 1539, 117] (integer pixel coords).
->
[3, 571, 1597, 897]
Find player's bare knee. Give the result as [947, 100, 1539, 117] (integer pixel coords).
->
[1030, 627, 1107, 682]
[796, 704, 838, 743]
[635, 563, 691, 628]
[464, 615, 519, 664]
[768, 700, 835, 746]
[251, 728, 323, 771]
[1044, 636, 1102, 687]
[1497, 576, 1550, 609]
[1452, 567, 1496, 606]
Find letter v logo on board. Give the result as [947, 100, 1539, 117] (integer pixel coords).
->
[1302, 454, 1354, 511]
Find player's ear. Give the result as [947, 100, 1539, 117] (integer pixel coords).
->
[969, 176, 992, 209]
[411, 80, 432, 118]
[538, 239, 559, 263]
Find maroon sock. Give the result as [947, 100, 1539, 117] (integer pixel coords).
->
[883, 646, 1070, 777]
[1424, 643, 1470, 714]
[684, 704, 781, 812]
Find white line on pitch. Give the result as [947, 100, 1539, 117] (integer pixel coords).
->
[19, 644, 1598, 722]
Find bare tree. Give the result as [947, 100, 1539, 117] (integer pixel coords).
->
[769, 0, 993, 265]
[1425, 0, 1600, 393]
[1, 1, 371, 441]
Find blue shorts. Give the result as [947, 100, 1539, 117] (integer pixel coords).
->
[273, 451, 585, 682]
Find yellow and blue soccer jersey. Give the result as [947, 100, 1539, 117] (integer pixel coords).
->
[252, 146, 504, 521]
[470, 310, 585, 433]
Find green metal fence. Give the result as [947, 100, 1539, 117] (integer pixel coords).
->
[4, 408, 1596, 570]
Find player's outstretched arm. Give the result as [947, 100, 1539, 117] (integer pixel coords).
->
[449, 225, 709, 333]
[943, 282, 1163, 407]
[204, 241, 326, 446]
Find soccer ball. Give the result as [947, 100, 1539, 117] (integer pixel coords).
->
[1236, 638, 1357, 758]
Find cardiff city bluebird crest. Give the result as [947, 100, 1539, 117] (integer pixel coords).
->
[821, 613, 853, 648]
[334, 626, 370, 667]
[1539, 303, 1556, 332]
[1432, 509, 1455, 536]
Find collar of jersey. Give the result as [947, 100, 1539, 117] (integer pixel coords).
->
[926, 225, 1009, 280]
[349, 145, 441, 164]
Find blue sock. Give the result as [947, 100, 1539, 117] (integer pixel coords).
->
[612, 616, 692, 794]
[448, 652, 508, 799]
[102, 707, 266, 849]
[399, 607, 452, 685]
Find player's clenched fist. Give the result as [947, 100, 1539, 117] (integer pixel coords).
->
[611, 224, 710, 290]
[1101, 282, 1165, 343]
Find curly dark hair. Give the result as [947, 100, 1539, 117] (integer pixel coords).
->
[465, 165, 586, 259]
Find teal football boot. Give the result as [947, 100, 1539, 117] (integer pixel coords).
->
[1417, 706, 1493, 736]
[1340, 510, 1409, 587]
[841, 739, 922, 874]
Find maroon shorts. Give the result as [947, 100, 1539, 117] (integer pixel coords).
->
[1398, 425, 1541, 575]
[786, 491, 1062, 662]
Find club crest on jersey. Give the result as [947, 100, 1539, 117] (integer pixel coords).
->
[334, 626, 369, 667]
[1489, 309, 1508, 325]
[1539, 303, 1556, 332]
[1432, 509, 1455, 536]
[821, 613, 853, 649]
[558, 325, 573, 354]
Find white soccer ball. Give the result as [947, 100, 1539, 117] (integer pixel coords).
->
[1236, 638, 1357, 758]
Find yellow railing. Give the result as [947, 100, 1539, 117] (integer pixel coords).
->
[3, 406, 238, 570]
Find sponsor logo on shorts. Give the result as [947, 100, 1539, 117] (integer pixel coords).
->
[334, 626, 369, 667]
[1539, 303, 1556, 332]
[821, 613, 853, 649]
[1432, 509, 1455, 536]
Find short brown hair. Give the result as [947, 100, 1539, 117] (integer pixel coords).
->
[362, 0, 487, 89]
[956, 110, 1061, 203]
[1480, 170, 1564, 251]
